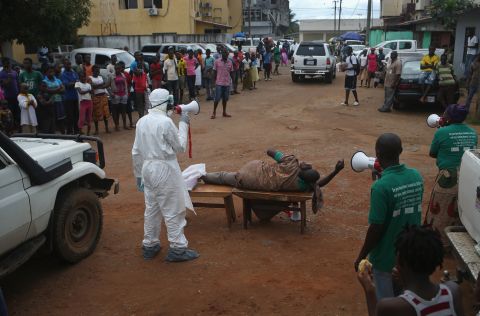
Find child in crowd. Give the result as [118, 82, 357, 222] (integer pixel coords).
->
[17, 83, 38, 133]
[37, 82, 55, 133]
[43, 65, 65, 134]
[110, 63, 130, 131]
[357, 225, 464, 316]
[118, 61, 134, 128]
[75, 72, 93, 135]
[250, 54, 259, 89]
[242, 53, 253, 90]
[0, 100, 14, 136]
[177, 51, 186, 104]
[90, 65, 110, 134]
[132, 65, 148, 118]
[149, 55, 163, 90]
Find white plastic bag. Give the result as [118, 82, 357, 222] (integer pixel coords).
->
[182, 163, 206, 191]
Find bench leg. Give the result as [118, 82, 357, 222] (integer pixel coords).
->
[243, 199, 251, 229]
[224, 196, 235, 228]
[300, 201, 307, 234]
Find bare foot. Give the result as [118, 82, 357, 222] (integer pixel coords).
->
[223, 113, 232, 118]
[210, 114, 216, 119]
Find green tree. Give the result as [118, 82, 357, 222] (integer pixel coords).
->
[286, 9, 299, 37]
[429, 0, 477, 30]
[0, 0, 92, 51]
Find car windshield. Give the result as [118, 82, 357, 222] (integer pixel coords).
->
[141, 46, 160, 53]
[296, 45, 325, 56]
[253, 39, 260, 46]
[402, 60, 421, 75]
[115, 52, 135, 67]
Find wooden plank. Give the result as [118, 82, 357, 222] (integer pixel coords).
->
[189, 183, 233, 198]
[192, 202, 226, 209]
[232, 188, 311, 202]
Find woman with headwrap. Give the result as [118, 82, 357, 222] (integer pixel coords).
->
[425, 104, 478, 247]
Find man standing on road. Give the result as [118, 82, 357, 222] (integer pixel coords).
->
[355, 133, 424, 300]
[419, 46, 439, 103]
[465, 29, 478, 78]
[60, 59, 80, 134]
[163, 47, 179, 105]
[204, 49, 215, 101]
[378, 51, 402, 113]
[341, 46, 360, 106]
[19, 58, 43, 98]
[211, 50, 233, 119]
[435, 54, 457, 109]
[132, 88, 199, 262]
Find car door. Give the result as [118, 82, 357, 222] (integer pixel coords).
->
[0, 149, 31, 255]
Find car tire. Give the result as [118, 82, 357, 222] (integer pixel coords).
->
[325, 73, 333, 84]
[52, 188, 103, 263]
[291, 73, 299, 83]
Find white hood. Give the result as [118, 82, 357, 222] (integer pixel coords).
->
[11, 137, 91, 169]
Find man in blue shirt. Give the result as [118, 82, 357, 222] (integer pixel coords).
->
[263, 50, 272, 81]
[60, 59, 80, 134]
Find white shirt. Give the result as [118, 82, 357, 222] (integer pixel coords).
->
[163, 58, 179, 81]
[467, 35, 478, 55]
[346, 55, 358, 77]
[17, 94, 38, 126]
[75, 82, 92, 101]
[89, 75, 107, 95]
[360, 55, 368, 67]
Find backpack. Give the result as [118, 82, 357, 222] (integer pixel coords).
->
[350, 56, 360, 76]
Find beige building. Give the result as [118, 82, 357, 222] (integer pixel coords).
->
[299, 19, 382, 42]
[80, 0, 243, 36]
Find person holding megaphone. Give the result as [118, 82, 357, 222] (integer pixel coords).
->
[354, 133, 424, 300]
[132, 88, 199, 262]
[424, 104, 478, 247]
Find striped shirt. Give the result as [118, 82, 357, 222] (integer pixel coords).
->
[436, 63, 455, 86]
[400, 284, 457, 316]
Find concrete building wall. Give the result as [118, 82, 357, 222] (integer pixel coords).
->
[453, 9, 480, 77]
[79, 0, 241, 36]
[381, 0, 409, 17]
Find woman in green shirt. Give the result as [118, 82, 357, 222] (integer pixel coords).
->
[425, 104, 478, 247]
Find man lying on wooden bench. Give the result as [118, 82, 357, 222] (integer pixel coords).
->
[201, 149, 345, 218]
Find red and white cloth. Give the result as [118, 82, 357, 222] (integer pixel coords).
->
[399, 284, 457, 316]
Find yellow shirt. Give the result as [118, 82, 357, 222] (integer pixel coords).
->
[420, 54, 440, 72]
[177, 59, 186, 76]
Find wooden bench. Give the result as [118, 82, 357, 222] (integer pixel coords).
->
[189, 184, 236, 228]
[232, 189, 312, 234]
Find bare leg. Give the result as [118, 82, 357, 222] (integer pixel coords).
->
[222, 100, 230, 117]
[352, 91, 359, 102]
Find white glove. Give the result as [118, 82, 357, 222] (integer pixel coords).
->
[180, 113, 190, 125]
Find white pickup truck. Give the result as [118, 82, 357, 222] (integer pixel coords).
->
[445, 149, 480, 283]
[375, 40, 421, 52]
[0, 132, 119, 278]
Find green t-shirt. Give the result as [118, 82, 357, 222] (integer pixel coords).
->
[430, 124, 478, 170]
[19, 70, 43, 96]
[368, 164, 423, 272]
[273, 150, 309, 191]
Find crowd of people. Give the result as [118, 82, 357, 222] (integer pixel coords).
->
[0, 38, 293, 136]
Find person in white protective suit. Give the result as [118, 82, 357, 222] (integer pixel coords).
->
[132, 88, 199, 262]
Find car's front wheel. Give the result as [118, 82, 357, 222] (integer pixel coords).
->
[52, 188, 103, 263]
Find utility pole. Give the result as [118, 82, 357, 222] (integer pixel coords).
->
[338, 0, 342, 33]
[366, 0, 372, 44]
[248, 0, 252, 39]
[333, 0, 337, 34]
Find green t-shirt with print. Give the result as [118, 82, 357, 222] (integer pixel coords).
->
[368, 164, 424, 272]
[430, 123, 478, 170]
[19, 70, 43, 96]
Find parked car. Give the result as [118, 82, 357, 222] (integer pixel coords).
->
[231, 37, 260, 54]
[69, 48, 134, 77]
[51, 45, 74, 64]
[393, 57, 459, 110]
[384, 49, 445, 64]
[0, 132, 119, 278]
[290, 41, 337, 83]
[141, 43, 206, 62]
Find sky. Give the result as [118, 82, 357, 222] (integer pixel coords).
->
[290, 0, 381, 20]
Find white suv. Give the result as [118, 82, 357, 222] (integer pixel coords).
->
[0, 133, 118, 278]
[291, 41, 337, 83]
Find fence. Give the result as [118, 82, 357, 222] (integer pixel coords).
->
[80, 33, 233, 51]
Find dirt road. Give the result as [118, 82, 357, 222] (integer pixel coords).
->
[3, 70, 478, 315]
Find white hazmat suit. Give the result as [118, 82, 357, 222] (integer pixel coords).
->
[132, 89, 195, 259]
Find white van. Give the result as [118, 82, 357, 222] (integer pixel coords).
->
[69, 48, 135, 77]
